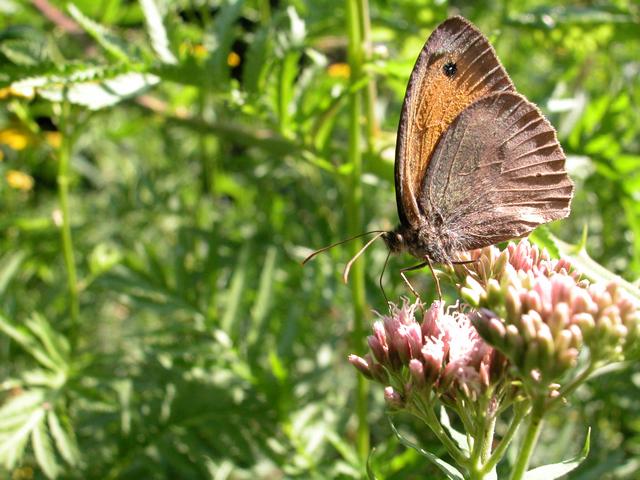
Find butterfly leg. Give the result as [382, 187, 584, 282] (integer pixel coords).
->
[425, 256, 443, 300]
[399, 261, 429, 301]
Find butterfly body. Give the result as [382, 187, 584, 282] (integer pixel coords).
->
[383, 214, 461, 264]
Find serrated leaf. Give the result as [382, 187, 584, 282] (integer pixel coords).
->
[523, 428, 590, 480]
[139, 0, 176, 64]
[0, 314, 59, 371]
[25, 314, 70, 370]
[0, 39, 43, 66]
[0, 393, 46, 469]
[47, 411, 80, 467]
[388, 417, 465, 480]
[0, 390, 45, 430]
[12, 69, 159, 110]
[32, 418, 60, 479]
[66, 4, 131, 62]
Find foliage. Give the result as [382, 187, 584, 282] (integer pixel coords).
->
[0, 0, 638, 478]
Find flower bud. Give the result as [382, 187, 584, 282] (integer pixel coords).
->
[384, 386, 404, 410]
[348, 354, 373, 379]
[409, 359, 426, 388]
[368, 334, 388, 364]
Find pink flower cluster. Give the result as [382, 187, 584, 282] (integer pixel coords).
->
[349, 300, 507, 408]
[456, 240, 640, 387]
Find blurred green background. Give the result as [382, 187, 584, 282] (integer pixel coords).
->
[0, 0, 638, 478]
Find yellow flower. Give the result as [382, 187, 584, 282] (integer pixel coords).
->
[0, 128, 31, 151]
[193, 44, 207, 59]
[327, 63, 350, 78]
[6, 170, 34, 191]
[227, 51, 241, 67]
[44, 131, 62, 149]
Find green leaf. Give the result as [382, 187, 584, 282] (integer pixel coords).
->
[547, 234, 640, 302]
[0, 250, 26, 296]
[243, 24, 272, 94]
[220, 245, 250, 334]
[0, 314, 59, 371]
[366, 448, 379, 480]
[32, 418, 60, 479]
[47, 412, 80, 467]
[206, 0, 244, 87]
[388, 417, 465, 480]
[0, 390, 46, 470]
[439, 407, 471, 454]
[139, 0, 177, 64]
[523, 428, 590, 480]
[24, 314, 70, 372]
[66, 4, 132, 62]
[529, 227, 561, 259]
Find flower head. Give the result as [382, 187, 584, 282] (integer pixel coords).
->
[454, 240, 640, 391]
[349, 299, 507, 405]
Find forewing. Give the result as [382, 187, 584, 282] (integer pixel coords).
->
[420, 92, 573, 250]
[395, 16, 515, 226]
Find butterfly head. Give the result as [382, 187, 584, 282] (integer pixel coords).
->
[382, 230, 405, 254]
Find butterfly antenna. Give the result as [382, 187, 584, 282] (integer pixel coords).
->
[343, 231, 386, 283]
[302, 230, 385, 265]
[379, 249, 391, 303]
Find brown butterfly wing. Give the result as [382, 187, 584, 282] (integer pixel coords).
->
[420, 92, 573, 250]
[395, 16, 515, 227]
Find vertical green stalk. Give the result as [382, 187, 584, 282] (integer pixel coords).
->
[358, 0, 378, 149]
[198, 93, 213, 194]
[57, 101, 79, 342]
[259, 0, 271, 24]
[509, 400, 545, 480]
[345, 0, 369, 462]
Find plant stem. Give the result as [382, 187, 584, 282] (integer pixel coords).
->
[417, 399, 467, 467]
[481, 403, 527, 475]
[553, 362, 595, 407]
[345, 0, 369, 462]
[509, 399, 545, 480]
[57, 101, 79, 344]
[357, 0, 378, 150]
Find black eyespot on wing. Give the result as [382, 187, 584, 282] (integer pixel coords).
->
[443, 61, 457, 77]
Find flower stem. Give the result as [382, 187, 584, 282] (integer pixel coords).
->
[481, 403, 527, 475]
[509, 399, 545, 480]
[553, 362, 595, 407]
[57, 101, 79, 344]
[417, 400, 467, 466]
[357, 0, 378, 149]
[345, 0, 369, 462]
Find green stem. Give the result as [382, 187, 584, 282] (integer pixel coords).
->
[57, 101, 79, 344]
[345, 0, 369, 462]
[509, 399, 545, 480]
[481, 403, 527, 475]
[416, 399, 467, 467]
[553, 362, 595, 407]
[357, 0, 377, 150]
[467, 396, 496, 478]
[197, 92, 213, 194]
[259, 0, 270, 23]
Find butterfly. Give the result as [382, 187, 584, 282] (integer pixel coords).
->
[306, 16, 573, 299]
